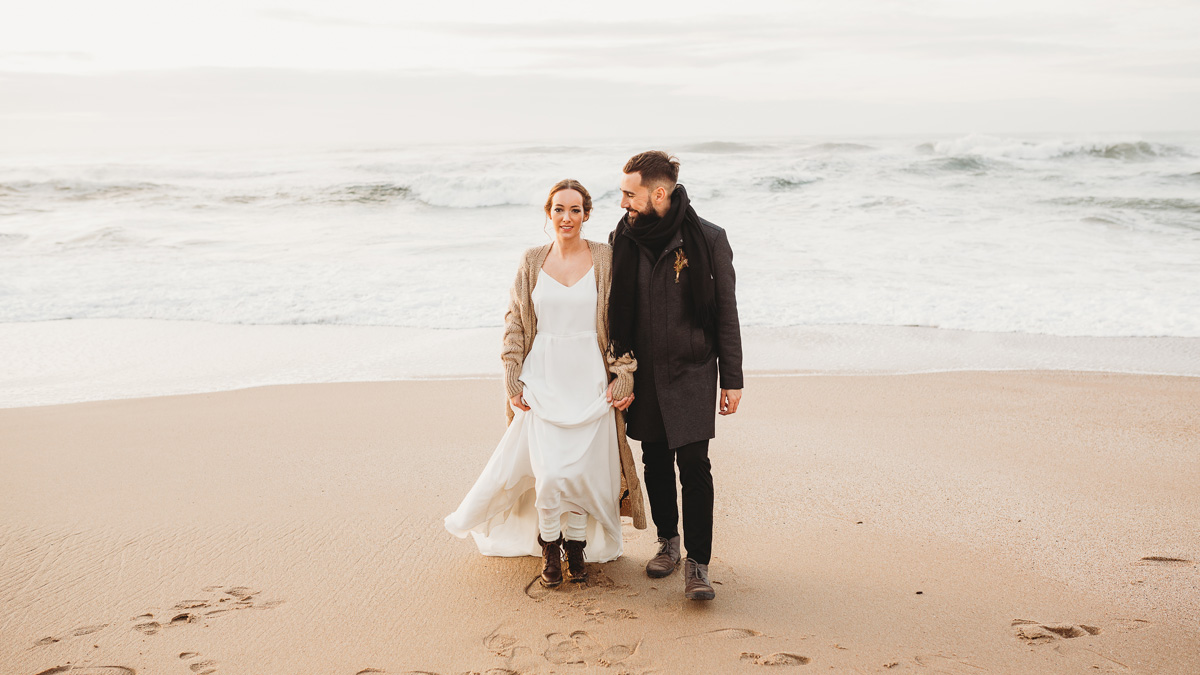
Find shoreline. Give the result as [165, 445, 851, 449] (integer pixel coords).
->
[2, 372, 1197, 673]
[3, 318, 1199, 409]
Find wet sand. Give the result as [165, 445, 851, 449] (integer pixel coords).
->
[2, 372, 1197, 673]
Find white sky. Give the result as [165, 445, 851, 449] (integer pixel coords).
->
[2, 0, 1198, 149]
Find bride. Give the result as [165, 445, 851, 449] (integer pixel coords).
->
[445, 179, 647, 587]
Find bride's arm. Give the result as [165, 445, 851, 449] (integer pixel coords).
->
[501, 260, 530, 410]
[606, 350, 637, 404]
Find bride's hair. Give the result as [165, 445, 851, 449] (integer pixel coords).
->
[543, 179, 593, 217]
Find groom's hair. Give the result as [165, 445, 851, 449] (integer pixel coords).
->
[623, 151, 680, 189]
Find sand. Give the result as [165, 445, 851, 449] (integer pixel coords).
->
[1, 372, 1197, 674]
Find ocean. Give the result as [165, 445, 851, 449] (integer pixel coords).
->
[2, 133, 1199, 405]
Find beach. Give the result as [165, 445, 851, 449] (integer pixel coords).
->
[5, 0, 1200, 669]
[3, 135, 1199, 673]
[3, 371, 1197, 674]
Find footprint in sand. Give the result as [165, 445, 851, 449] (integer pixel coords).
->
[123, 586, 281, 639]
[132, 621, 161, 635]
[911, 654, 987, 673]
[680, 627, 764, 640]
[170, 612, 200, 625]
[542, 630, 638, 667]
[580, 568, 619, 589]
[525, 568, 622, 602]
[544, 631, 594, 665]
[355, 669, 385, 674]
[741, 652, 811, 666]
[1012, 619, 1101, 644]
[523, 576, 552, 601]
[174, 600, 209, 610]
[33, 623, 111, 647]
[598, 643, 638, 666]
[224, 586, 258, 600]
[483, 631, 519, 657]
[583, 607, 639, 623]
[178, 651, 217, 674]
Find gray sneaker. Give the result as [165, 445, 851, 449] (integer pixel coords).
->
[645, 535, 681, 578]
[683, 558, 715, 601]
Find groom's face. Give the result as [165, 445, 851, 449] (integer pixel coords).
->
[619, 172, 665, 225]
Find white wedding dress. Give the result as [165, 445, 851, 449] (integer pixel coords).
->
[444, 266, 624, 562]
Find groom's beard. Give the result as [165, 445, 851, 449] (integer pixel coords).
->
[626, 206, 661, 229]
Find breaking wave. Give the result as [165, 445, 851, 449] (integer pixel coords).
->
[324, 183, 411, 204]
[920, 135, 1188, 162]
[758, 175, 820, 191]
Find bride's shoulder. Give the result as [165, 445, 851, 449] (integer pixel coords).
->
[517, 243, 552, 265]
[585, 239, 613, 258]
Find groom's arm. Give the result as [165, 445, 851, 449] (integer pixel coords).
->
[712, 228, 743, 392]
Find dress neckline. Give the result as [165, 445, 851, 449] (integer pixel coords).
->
[540, 265, 594, 289]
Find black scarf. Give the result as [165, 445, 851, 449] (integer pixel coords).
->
[609, 184, 716, 359]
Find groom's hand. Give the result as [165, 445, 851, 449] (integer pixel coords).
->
[719, 388, 742, 416]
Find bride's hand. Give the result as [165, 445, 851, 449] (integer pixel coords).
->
[509, 393, 530, 411]
[605, 380, 635, 411]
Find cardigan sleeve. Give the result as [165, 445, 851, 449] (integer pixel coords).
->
[606, 351, 637, 401]
[500, 258, 528, 398]
[593, 240, 637, 401]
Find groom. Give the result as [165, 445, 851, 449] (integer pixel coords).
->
[608, 151, 743, 601]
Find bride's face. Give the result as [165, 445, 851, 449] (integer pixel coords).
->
[549, 189, 588, 241]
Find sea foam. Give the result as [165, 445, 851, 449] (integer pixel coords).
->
[1, 134, 1198, 338]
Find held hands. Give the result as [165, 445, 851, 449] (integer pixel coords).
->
[719, 388, 742, 416]
[509, 392, 530, 412]
[605, 380, 635, 411]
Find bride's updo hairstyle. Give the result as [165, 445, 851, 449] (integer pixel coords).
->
[544, 179, 593, 217]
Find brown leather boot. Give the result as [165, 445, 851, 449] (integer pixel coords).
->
[538, 535, 564, 588]
[683, 558, 715, 601]
[645, 535, 681, 578]
[563, 539, 588, 583]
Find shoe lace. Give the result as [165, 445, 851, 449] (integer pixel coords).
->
[657, 538, 672, 555]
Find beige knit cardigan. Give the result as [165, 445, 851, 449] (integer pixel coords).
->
[501, 239, 646, 530]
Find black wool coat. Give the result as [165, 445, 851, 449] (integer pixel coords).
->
[610, 216, 743, 449]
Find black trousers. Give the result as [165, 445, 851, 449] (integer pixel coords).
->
[640, 439, 713, 565]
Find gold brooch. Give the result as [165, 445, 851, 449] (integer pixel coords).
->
[673, 249, 689, 283]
